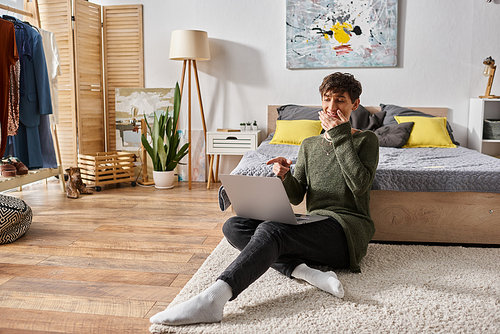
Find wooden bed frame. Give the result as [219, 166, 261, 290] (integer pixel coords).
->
[267, 105, 500, 245]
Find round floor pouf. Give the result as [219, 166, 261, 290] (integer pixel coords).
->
[0, 194, 33, 244]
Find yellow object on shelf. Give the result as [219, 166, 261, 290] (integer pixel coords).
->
[78, 152, 136, 191]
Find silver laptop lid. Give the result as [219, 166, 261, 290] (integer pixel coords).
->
[219, 174, 299, 225]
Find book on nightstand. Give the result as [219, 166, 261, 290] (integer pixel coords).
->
[217, 128, 240, 132]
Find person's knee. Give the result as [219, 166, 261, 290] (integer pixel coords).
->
[255, 221, 283, 240]
[222, 216, 240, 239]
[222, 216, 253, 248]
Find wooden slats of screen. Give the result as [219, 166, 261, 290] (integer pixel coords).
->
[37, 0, 78, 168]
[74, 0, 105, 155]
[103, 5, 144, 152]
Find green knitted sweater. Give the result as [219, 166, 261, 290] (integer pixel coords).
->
[282, 122, 379, 272]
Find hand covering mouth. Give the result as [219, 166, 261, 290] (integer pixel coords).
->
[327, 110, 339, 117]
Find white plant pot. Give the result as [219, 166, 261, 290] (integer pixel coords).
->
[153, 170, 175, 189]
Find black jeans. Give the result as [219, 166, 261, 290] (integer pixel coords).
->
[217, 216, 350, 300]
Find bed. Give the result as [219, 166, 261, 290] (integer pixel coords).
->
[220, 104, 500, 245]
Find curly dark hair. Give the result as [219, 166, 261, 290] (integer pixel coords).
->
[319, 72, 362, 103]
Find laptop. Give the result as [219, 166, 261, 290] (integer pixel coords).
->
[219, 174, 328, 225]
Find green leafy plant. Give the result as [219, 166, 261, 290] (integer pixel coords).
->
[141, 83, 189, 171]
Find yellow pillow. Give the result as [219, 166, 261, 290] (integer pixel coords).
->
[394, 116, 456, 148]
[269, 120, 322, 145]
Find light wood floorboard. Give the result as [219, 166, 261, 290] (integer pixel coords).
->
[0, 180, 225, 334]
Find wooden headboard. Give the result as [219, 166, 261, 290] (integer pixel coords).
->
[266, 105, 449, 137]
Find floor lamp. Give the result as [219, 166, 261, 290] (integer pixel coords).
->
[169, 30, 210, 189]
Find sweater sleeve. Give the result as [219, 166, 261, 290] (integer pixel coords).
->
[327, 122, 379, 196]
[282, 143, 307, 206]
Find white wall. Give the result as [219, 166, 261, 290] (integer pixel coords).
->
[4, 0, 500, 150]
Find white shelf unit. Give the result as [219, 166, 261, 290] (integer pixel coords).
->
[468, 98, 500, 157]
[206, 130, 261, 189]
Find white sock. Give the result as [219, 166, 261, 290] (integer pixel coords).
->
[149, 279, 233, 325]
[291, 263, 344, 298]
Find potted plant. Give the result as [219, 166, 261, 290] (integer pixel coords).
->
[141, 83, 189, 189]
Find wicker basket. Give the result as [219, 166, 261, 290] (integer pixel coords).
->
[78, 152, 136, 191]
[483, 119, 500, 140]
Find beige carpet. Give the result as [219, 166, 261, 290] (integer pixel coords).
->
[150, 238, 500, 334]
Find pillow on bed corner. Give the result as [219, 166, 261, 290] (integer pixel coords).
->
[374, 122, 414, 147]
[277, 105, 322, 120]
[349, 105, 386, 131]
[380, 104, 460, 145]
[269, 120, 322, 145]
[394, 116, 456, 148]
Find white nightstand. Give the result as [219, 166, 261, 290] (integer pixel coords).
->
[206, 130, 261, 189]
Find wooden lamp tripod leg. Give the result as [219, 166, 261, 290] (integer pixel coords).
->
[178, 59, 211, 189]
[192, 60, 214, 185]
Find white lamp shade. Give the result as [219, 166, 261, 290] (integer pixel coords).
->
[169, 30, 211, 61]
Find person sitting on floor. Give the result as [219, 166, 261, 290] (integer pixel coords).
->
[150, 72, 380, 326]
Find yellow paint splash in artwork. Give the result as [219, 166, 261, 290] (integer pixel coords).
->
[331, 22, 353, 44]
[324, 34, 330, 41]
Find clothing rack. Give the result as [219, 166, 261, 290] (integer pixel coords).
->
[0, 0, 65, 193]
[0, 4, 33, 17]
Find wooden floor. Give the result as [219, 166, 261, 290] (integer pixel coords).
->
[0, 179, 227, 334]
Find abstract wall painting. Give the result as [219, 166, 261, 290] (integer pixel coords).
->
[286, 0, 398, 69]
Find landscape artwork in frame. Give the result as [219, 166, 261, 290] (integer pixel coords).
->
[114, 87, 175, 151]
[286, 0, 398, 68]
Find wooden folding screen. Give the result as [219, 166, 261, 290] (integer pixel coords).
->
[103, 5, 144, 152]
[33, 0, 144, 169]
[36, 0, 78, 168]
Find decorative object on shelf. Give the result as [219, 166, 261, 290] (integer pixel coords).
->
[252, 120, 258, 131]
[240, 123, 246, 131]
[141, 83, 189, 189]
[286, 0, 397, 68]
[483, 119, 500, 140]
[169, 30, 210, 189]
[479, 56, 500, 99]
[1, 157, 29, 177]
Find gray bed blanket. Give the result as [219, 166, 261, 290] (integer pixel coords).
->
[219, 142, 500, 211]
[230, 137, 299, 177]
[374, 146, 500, 193]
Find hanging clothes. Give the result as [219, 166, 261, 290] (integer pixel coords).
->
[8, 56, 20, 136]
[40, 28, 61, 126]
[39, 28, 60, 169]
[0, 18, 19, 158]
[2, 15, 53, 169]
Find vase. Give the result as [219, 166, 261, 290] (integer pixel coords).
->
[153, 170, 176, 189]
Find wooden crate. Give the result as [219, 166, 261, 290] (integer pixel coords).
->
[78, 152, 136, 191]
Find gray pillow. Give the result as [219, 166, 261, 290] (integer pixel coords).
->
[380, 104, 459, 145]
[374, 122, 415, 148]
[349, 105, 385, 131]
[277, 105, 322, 120]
